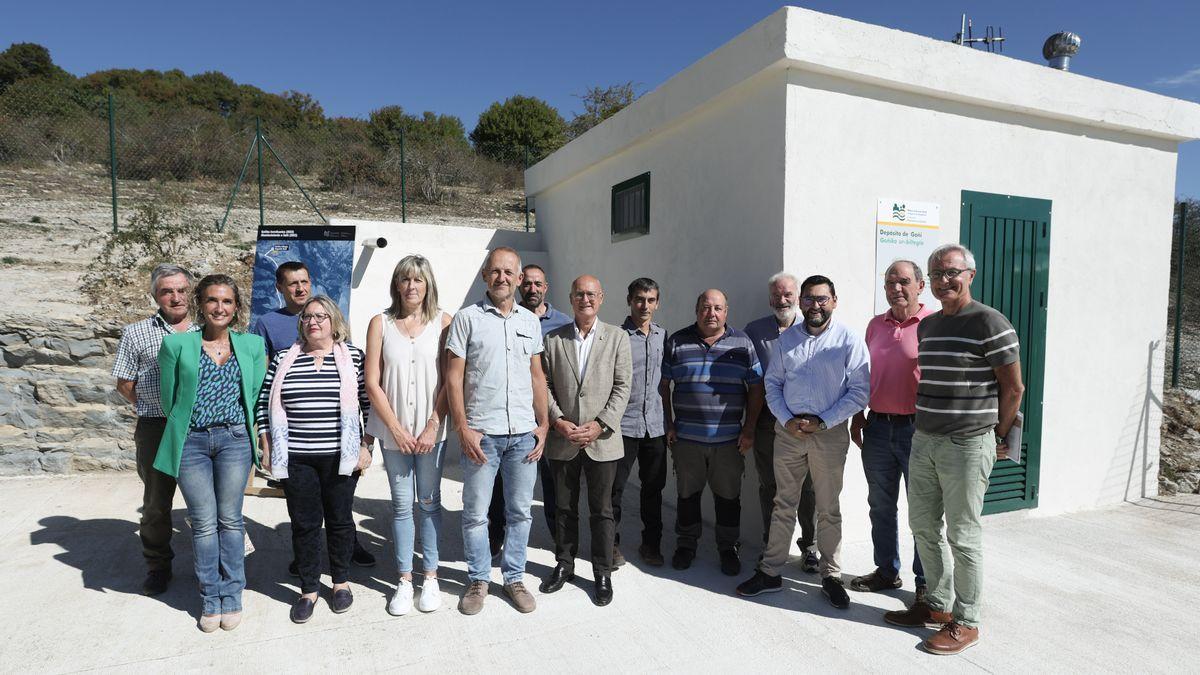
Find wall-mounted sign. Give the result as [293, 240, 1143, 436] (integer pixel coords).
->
[874, 199, 941, 314]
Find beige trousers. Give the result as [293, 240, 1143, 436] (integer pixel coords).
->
[759, 421, 849, 578]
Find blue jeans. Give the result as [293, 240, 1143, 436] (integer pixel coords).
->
[175, 424, 252, 615]
[862, 415, 925, 585]
[461, 433, 537, 584]
[382, 442, 445, 574]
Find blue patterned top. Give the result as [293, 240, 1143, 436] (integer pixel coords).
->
[190, 350, 246, 428]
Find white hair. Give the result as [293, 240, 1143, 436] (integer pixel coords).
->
[927, 244, 976, 271]
[885, 259, 925, 284]
[767, 271, 799, 288]
[149, 263, 194, 295]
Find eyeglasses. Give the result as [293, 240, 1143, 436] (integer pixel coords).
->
[300, 313, 330, 324]
[928, 268, 971, 281]
[800, 295, 832, 307]
[571, 291, 599, 300]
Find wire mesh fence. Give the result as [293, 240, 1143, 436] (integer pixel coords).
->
[1167, 199, 1200, 390]
[0, 83, 537, 235]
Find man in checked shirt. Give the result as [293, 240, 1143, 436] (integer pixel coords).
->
[112, 264, 197, 597]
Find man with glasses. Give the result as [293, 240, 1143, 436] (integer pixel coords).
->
[736, 275, 869, 610]
[883, 244, 1023, 656]
[538, 276, 631, 606]
[743, 272, 818, 570]
[848, 260, 933, 600]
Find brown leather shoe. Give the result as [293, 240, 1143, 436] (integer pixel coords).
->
[458, 580, 489, 616]
[503, 581, 537, 613]
[923, 621, 979, 655]
[883, 602, 953, 628]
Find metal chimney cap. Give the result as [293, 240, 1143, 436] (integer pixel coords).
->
[1042, 32, 1082, 60]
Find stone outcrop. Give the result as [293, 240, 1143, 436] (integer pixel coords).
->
[0, 313, 135, 475]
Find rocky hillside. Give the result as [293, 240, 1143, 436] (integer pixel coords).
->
[0, 161, 526, 475]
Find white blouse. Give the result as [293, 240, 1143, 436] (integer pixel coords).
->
[365, 312, 449, 448]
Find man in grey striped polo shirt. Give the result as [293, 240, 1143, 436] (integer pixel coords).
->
[884, 244, 1024, 656]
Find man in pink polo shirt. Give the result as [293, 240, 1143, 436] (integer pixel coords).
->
[848, 259, 934, 599]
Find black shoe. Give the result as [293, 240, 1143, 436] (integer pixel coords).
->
[538, 564, 575, 594]
[719, 548, 741, 576]
[288, 560, 299, 578]
[351, 541, 376, 567]
[331, 587, 354, 613]
[639, 543, 664, 567]
[290, 596, 316, 624]
[671, 548, 695, 570]
[801, 548, 819, 574]
[736, 570, 783, 597]
[822, 576, 850, 609]
[142, 569, 172, 596]
[593, 575, 613, 606]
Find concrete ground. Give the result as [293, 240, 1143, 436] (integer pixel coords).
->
[3, 467, 1198, 674]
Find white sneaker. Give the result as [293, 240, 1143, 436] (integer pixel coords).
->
[387, 578, 413, 616]
[416, 577, 442, 613]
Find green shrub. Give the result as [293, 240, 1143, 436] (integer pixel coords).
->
[470, 95, 566, 166]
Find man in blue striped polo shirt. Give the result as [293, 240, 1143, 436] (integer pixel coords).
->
[661, 289, 764, 575]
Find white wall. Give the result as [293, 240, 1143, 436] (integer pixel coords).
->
[535, 69, 788, 332]
[333, 218, 547, 346]
[784, 69, 1179, 527]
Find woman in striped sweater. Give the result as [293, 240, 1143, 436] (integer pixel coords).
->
[255, 295, 373, 624]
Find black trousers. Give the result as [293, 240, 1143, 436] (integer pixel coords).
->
[282, 453, 359, 594]
[551, 452, 619, 574]
[489, 459, 557, 547]
[611, 435, 668, 548]
[134, 417, 177, 572]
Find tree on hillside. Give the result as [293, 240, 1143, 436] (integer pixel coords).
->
[567, 82, 639, 139]
[0, 43, 66, 91]
[470, 95, 566, 165]
[368, 105, 468, 150]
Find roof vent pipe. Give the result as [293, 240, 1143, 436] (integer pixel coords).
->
[1043, 32, 1081, 70]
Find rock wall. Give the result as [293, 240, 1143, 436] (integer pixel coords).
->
[0, 314, 135, 474]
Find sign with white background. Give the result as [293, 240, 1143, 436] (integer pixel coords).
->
[874, 199, 941, 314]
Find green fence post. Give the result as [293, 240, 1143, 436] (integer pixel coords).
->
[108, 93, 118, 233]
[256, 117, 265, 231]
[1173, 201, 1189, 388]
[524, 145, 530, 232]
[400, 127, 407, 224]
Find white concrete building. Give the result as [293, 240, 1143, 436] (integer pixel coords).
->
[524, 5, 1200, 523]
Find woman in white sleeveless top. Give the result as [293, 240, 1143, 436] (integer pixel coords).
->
[365, 255, 451, 615]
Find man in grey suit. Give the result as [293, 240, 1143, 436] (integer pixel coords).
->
[538, 275, 632, 606]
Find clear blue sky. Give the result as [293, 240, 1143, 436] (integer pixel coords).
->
[5, 0, 1199, 197]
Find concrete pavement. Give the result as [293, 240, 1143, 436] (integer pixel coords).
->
[2, 468, 1198, 673]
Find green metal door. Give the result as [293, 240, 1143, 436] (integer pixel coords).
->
[959, 190, 1051, 514]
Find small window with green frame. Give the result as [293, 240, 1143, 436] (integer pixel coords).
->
[611, 172, 650, 241]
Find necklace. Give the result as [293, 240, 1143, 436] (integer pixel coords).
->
[203, 337, 230, 359]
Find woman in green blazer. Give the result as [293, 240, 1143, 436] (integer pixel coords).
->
[155, 273, 266, 633]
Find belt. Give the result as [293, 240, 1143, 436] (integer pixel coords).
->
[190, 421, 242, 432]
[868, 411, 915, 424]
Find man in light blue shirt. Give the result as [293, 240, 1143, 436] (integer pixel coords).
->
[446, 246, 550, 616]
[737, 275, 869, 611]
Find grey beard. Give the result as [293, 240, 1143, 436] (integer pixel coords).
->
[773, 306, 797, 325]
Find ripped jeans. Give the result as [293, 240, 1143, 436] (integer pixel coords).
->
[382, 442, 445, 574]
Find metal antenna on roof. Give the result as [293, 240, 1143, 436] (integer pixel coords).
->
[953, 13, 1005, 53]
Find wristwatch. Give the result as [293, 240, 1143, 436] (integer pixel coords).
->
[815, 416, 827, 431]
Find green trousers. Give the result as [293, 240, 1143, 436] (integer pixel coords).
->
[907, 429, 995, 627]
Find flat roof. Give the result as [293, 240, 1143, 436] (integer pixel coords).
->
[527, 6, 1200, 196]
